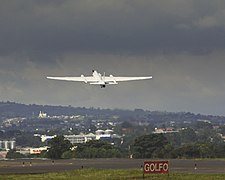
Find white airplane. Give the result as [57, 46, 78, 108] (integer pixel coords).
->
[47, 70, 152, 88]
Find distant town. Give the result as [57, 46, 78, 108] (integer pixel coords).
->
[1, 101, 225, 159]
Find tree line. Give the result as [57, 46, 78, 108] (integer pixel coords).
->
[131, 134, 225, 159]
[6, 133, 225, 159]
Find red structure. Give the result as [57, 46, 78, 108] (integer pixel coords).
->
[144, 161, 169, 174]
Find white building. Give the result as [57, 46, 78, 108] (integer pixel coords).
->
[38, 111, 47, 118]
[64, 133, 96, 144]
[30, 147, 48, 154]
[64, 130, 121, 144]
[0, 140, 16, 150]
[153, 128, 178, 134]
[96, 129, 113, 135]
[36, 129, 121, 145]
[40, 135, 56, 142]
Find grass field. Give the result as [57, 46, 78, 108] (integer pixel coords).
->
[1, 169, 225, 180]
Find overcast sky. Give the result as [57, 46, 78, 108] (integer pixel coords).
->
[1, 0, 225, 115]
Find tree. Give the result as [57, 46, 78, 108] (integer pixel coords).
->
[165, 133, 181, 147]
[47, 135, 72, 159]
[61, 150, 74, 159]
[6, 149, 25, 159]
[16, 133, 43, 147]
[219, 125, 225, 135]
[174, 143, 216, 158]
[213, 144, 225, 158]
[75, 140, 122, 158]
[177, 144, 200, 158]
[121, 121, 133, 128]
[132, 134, 169, 158]
[198, 144, 215, 158]
[179, 128, 197, 144]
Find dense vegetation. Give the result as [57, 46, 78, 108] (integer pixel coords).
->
[6, 149, 26, 159]
[132, 134, 225, 159]
[75, 140, 122, 158]
[46, 135, 73, 159]
[7, 131, 225, 159]
[21, 136, 122, 159]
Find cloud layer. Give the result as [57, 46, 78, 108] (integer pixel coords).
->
[0, 0, 225, 115]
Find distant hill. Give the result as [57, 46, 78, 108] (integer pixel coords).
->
[0, 101, 135, 120]
[0, 101, 224, 124]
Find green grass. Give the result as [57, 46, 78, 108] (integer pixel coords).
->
[0, 169, 225, 180]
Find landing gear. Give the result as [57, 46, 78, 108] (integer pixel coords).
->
[100, 85, 106, 88]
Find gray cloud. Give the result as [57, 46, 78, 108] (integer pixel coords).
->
[1, 0, 225, 55]
[0, 1, 225, 115]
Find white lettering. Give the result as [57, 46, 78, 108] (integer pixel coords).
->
[150, 163, 155, 171]
[144, 163, 150, 172]
[144, 161, 169, 173]
[158, 163, 163, 171]
[163, 163, 169, 171]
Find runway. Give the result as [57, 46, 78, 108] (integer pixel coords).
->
[0, 159, 225, 174]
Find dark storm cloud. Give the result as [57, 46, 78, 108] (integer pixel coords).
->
[1, 0, 225, 56]
[0, 0, 225, 115]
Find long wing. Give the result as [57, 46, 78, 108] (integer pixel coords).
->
[104, 76, 152, 82]
[46, 76, 97, 82]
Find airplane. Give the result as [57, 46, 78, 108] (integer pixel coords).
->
[47, 70, 152, 88]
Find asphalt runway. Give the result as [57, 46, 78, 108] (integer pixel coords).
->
[0, 159, 225, 174]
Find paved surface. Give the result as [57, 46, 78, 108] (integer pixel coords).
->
[0, 159, 225, 174]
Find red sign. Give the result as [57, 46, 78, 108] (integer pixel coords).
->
[144, 161, 169, 174]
